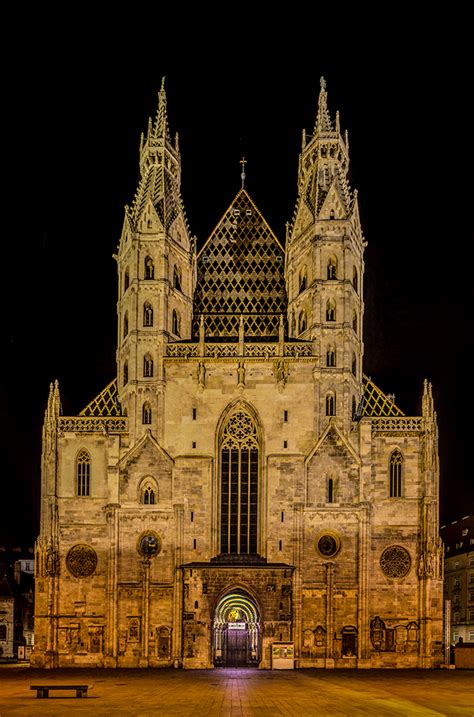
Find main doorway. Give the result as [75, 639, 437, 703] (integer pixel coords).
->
[213, 590, 261, 667]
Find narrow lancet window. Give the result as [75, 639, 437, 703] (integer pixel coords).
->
[143, 354, 154, 377]
[327, 347, 336, 367]
[298, 310, 307, 334]
[143, 301, 153, 327]
[299, 266, 307, 293]
[142, 402, 152, 425]
[123, 312, 129, 337]
[173, 266, 182, 292]
[326, 299, 336, 322]
[389, 450, 403, 497]
[326, 392, 336, 416]
[77, 450, 91, 496]
[327, 256, 337, 280]
[144, 256, 155, 279]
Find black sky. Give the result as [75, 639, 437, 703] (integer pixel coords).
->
[1, 16, 471, 545]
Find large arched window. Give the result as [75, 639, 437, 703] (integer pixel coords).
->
[123, 312, 129, 338]
[220, 408, 259, 555]
[327, 256, 337, 280]
[326, 299, 336, 322]
[173, 266, 182, 292]
[76, 449, 91, 496]
[325, 392, 336, 416]
[144, 256, 155, 279]
[142, 402, 152, 425]
[172, 310, 181, 337]
[299, 266, 307, 293]
[352, 353, 357, 376]
[143, 353, 154, 377]
[298, 310, 307, 335]
[389, 450, 403, 497]
[143, 301, 153, 327]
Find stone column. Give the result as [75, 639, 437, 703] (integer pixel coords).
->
[357, 502, 370, 662]
[292, 502, 304, 662]
[324, 561, 334, 666]
[140, 558, 151, 665]
[104, 504, 119, 665]
[172, 504, 184, 665]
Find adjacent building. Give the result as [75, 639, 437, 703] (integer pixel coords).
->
[32, 79, 444, 669]
[441, 515, 474, 645]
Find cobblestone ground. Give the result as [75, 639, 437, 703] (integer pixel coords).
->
[0, 666, 473, 716]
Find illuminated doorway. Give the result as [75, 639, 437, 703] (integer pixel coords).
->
[213, 590, 261, 667]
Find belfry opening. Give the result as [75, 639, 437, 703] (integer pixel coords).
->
[213, 590, 261, 667]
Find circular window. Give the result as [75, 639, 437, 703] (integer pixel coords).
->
[380, 545, 411, 578]
[316, 532, 341, 558]
[137, 531, 161, 558]
[66, 544, 98, 577]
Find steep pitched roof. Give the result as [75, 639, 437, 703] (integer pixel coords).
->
[79, 379, 121, 417]
[360, 375, 404, 417]
[193, 189, 287, 338]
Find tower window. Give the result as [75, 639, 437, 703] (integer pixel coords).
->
[123, 312, 129, 338]
[299, 266, 307, 293]
[389, 449, 403, 497]
[172, 310, 181, 337]
[143, 353, 154, 377]
[124, 267, 129, 292]
[326, 299, 336, 322]
[329, 209, 335, 219]
[327, 477, 334, 503]
[327, 256, 337, 280]
[352, 395, 357, 420]
[173, 266, 182, 292]
[283, 410, 288, 422]
[352, 353, 357, 376]
[142, 485, 156, 505]
[142, 402, 152, 425]
[353, 266, 358, 293]
[353, 309, 358, 334]
[123, 361, 129, 386]
[298, 310, 307, 335]
[143, 301, 153, 327]
[144, 256, 155, 280]
[326, 392, 336, 416]
[326, 346, 336, 367]
[76, 449, 91, 497]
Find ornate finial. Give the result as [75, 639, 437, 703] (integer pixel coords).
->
[240, 157, 247, 189]
[161, 76, 166, 91]
[320, 76, 326, 91]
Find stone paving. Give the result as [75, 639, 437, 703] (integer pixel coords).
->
[0, 666, 473, 716]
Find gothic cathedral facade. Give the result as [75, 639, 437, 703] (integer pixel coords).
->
[32, 80, 444, 669]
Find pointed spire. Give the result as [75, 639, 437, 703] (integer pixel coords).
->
[314, 76, 333, 134]
[153, 76, 171, 142]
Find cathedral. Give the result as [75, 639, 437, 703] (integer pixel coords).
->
[32, 79, 444, 669]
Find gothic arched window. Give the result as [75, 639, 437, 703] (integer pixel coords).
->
[389, 450, 403, 497]
[326, 299, 336, 322]
[124, 267, 129, 292]
[327, 477, 334, 503]
[352, 395, 357, 420]
[123, 361, 128, 386]
[143, 353, 154, 377]
[143, 486, 155, 504]
[352, 353, 357, 376]
[298, 310, 307, 335]
[172, 310, 181, 337]
[353, 309, 358, 334]
[220, 408, 259, 555]
[142, 402, 152, 425]
[325, 392, 336, 416]
[123, 312, 129, 338]
[144, 256, 155, 280]
[299, 266, 307, 293]
[143, 301, 153, 327]
[76, 449, 91, 497]
[173, 266, 182, 292]
[327, 256, 337, 280]
[353, 266, 358, 293]
[326, 346, 336, 367]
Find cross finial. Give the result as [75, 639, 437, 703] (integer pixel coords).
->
[320, 76, 326, 91]
[240, 157, 247, 189]
[161, 76, 166, 91]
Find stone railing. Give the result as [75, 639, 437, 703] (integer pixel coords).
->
[370, 417, 423, 434]
[166, 342, 314, 359]
[59, 416, 128, 433]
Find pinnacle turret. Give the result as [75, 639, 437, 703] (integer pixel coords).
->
[152, 77, 171, 143]
[314, 77, 334, 134]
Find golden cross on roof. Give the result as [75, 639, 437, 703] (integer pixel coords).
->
[240, 157, 247, 189]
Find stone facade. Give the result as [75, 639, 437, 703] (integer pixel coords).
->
[32, 79, 444, 669]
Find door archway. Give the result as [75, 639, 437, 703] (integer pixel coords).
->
[213, 589, 261, 667]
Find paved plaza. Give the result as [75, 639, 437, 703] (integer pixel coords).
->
[0, 666, 473, 716]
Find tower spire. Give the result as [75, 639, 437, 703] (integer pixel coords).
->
[153, 76, 171, 142]
[314, 76, 333, 134]
[240, 157, 247, 189]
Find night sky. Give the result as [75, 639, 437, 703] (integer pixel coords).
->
[1, 18, 471, 546]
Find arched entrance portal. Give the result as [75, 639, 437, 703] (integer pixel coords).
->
[213, 590, 261, 667]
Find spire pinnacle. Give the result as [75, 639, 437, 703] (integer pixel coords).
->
[161, 76, 166, 90]
[153, 80, 171, 142]
[314, 76, 333, 134]
[240, 157, 247, 189]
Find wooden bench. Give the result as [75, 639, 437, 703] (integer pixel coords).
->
[30, 685, 88, 698]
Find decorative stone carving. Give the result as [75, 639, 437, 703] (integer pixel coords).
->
[316, 531, 341, 558]
[380, 545, 411, 578]
[66, 544, 98, 578]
